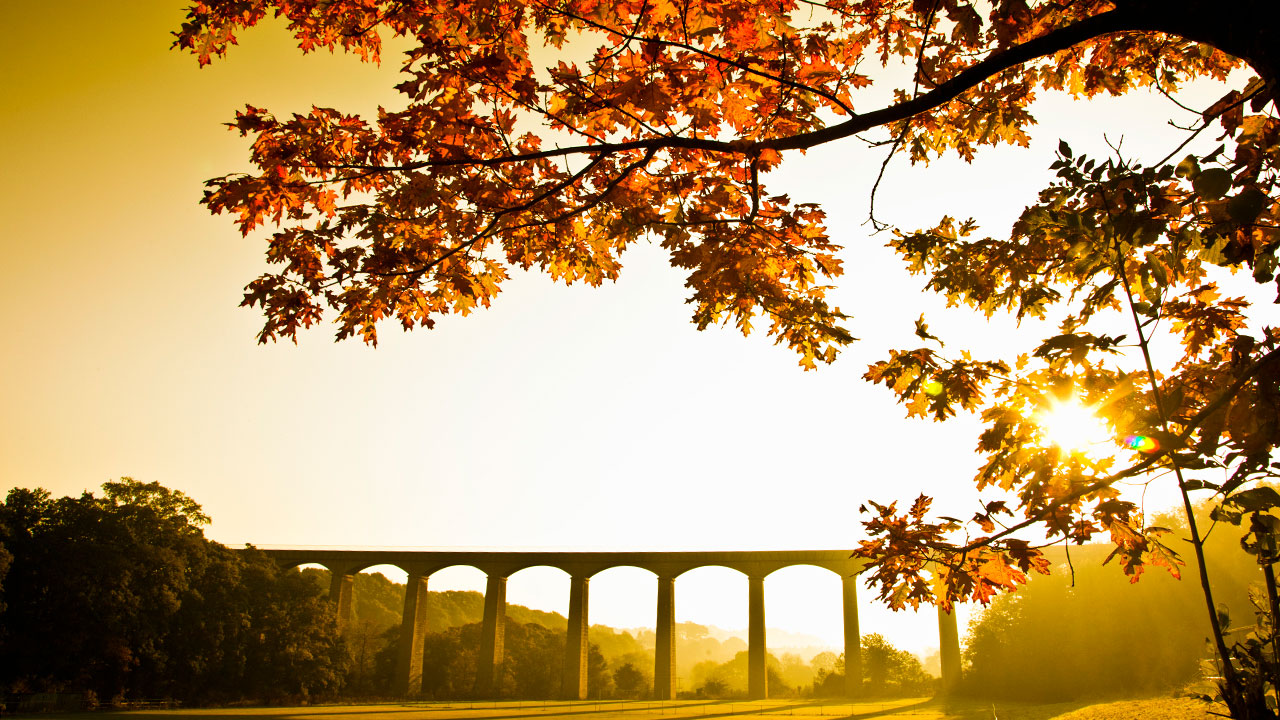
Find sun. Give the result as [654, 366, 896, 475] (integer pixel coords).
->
[1037, 400, 1113, 454]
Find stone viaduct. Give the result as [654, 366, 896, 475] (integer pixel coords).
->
[262, 548, 962, 700]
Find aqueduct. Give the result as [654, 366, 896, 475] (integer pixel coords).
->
[261, 548, 962, 700]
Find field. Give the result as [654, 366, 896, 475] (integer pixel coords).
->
[10, 697, 1223, 720]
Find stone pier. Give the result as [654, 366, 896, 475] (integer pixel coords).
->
[561, 575, 590, 700]
[842, 574, 862, 697]
[474, 574, 508, 698]
[394, 572, 430, 695]
[747, 574, 767, 700]
[653, 575, 677, 700]
[329, 569, 356, 635]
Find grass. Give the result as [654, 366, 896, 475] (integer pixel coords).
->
[6, 697, 1226, 720]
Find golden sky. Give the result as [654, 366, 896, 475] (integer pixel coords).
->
[1, 0, 1256, 656]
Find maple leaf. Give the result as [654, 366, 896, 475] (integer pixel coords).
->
[975, 551, 1027, 596]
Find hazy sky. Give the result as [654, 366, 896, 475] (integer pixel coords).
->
[1, 0, 1254, 657]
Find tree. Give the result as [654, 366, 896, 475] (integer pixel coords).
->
[500, 620, 565, 697]
[612, 662, 648, 698]
[420, 623, 481, 698]
[962, 500, 1279, 701]
[587, 642, 613, 699]
[0, 481, 347, 704]
[416, 619, 590, 699]
[0, 482, 207, 699]
[811, 653, 846, 698]
[960, 547, 1202, 700]
[859, 634, 934, 697]
[176, 1, 1278, 716]
[686, 650, 793, 697]
[0, 513, 13, 618]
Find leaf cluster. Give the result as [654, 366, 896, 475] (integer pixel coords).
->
[857, 89, 1280, 615]
[176, 0, 1256, 368]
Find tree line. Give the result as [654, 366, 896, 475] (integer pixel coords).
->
[961, 500, 1270, 701]
[0, 480, 934, 705]
[0, 480, 346, 706]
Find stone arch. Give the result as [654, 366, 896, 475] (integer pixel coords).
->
[275, 559, 329, 572]
[584, 564, 657, 627]
[422, 563, 488, 591]
[504, 564, 583, 701]
[422, 562, 489, 580]
[666, 565, 749, 698]
[409, 563, 498, 697]
[671, 563, 748, 623]
[761, 563, 843, 632]
[504, 564, 572, 630]
[569, 565, 659, 700]
[760, 564, 846, 697]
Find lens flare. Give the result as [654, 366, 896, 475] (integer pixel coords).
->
[923, 380, 944, 396]
[1037, 400, 1111, 453]
[1125, 434, 1160, 453]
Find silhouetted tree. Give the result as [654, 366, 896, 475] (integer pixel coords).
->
[417, 624, 475, 698]
[0, 480, 346, 704]
[419, 619, 575, 699]
[962, 504, 1264, 701]
[0, 526, 10, 617]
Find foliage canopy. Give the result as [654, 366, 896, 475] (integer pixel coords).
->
[177, 0, 1270, 366]
[0, 480, 347, 704]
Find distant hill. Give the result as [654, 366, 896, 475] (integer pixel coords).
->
[629, 622, 834, 675]
[298, 568, 832, 668]
[298, 569, 569, 633]
[706, 626, 833, 659]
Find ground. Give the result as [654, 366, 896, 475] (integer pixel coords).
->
[6, 697, 1224, 720]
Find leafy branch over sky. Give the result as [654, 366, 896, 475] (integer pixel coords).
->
[177, 0, 1280, 715]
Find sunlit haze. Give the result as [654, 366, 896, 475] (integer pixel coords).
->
[1, 0, 1259, 660]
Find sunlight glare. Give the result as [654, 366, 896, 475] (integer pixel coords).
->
[1038, 400, 1112, 454]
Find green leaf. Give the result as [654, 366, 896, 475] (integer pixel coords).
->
[1175, 155, 1200, 179]
[1192, 168, 1232, 200]
[1252, 251, 1276, 283]
[1146, 429, 1185, 450]
[1212, 503, 1244, 525]
[1194, 235, 1229, 266]
[1169, 452, 1213, 470]
[1228, 187, 1268, 223]
[1146, 256, 1168, 286]
[1224, 486, 1280, 514]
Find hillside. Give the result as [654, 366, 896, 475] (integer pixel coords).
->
[298, 569, 832, 670]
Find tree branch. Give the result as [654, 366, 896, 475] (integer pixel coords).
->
[309, 8, 1139, 173]
[950, 343, 1280, 556]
